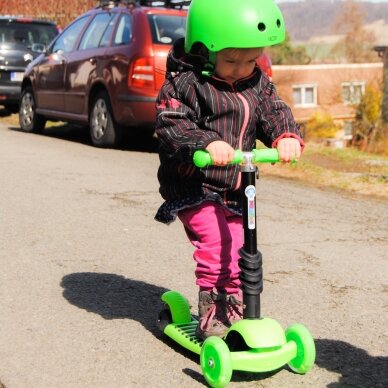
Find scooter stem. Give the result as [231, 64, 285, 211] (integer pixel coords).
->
[239, 154, 263, 319]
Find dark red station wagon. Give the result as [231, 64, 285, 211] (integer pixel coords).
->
[19, 1, 187, 147]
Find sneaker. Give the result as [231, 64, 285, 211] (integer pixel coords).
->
[196, 289, 230, 340]
[226, 293, 244, 324]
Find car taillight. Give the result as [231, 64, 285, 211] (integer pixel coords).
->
[129, 57, 155, 89]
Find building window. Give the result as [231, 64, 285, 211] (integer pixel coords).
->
[292, 84, 317, 107]
[341, 81, 365, 105]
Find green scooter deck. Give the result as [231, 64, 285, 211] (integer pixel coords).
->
[160, 290, 203, 354]
[164, 320, 203, 355]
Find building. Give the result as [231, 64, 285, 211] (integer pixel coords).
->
[272, 62, 383, 146]
[273, 63, 383, 122]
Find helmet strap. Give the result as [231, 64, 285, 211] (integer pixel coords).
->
[201, 51, 216, 77]
[201, 62, 214, 77]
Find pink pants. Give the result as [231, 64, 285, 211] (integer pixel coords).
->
[178, 201, 243, 294]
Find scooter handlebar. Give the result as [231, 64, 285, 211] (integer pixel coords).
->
[193, 148, 280, 168]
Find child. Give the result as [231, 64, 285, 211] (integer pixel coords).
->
[155, 0, 304, 340]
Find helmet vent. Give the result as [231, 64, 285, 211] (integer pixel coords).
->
[257, 22, 266, 32]
[276, 19, 281, 28]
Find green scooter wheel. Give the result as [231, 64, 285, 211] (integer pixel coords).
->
[200, 336, 232, 388]
[285, 323, 316, 374]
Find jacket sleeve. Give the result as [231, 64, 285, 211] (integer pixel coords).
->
[256, 76, 304, 148]
[155, 75, 221, 160]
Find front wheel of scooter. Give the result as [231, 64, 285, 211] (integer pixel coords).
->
[285, 323, 316, 374]
[200, 336, 232, 388]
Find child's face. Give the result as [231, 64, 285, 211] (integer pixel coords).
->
[214, 48, 264, 83]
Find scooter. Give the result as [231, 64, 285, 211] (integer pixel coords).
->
[158, 148, 315, 387]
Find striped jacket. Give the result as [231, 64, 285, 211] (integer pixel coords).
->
[156, 39, 303, 203]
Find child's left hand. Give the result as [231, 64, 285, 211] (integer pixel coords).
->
[276, 138, 302, 162]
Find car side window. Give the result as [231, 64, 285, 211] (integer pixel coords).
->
[113, 14, 132, 46]
[52, 16, 89, 54]
[99, 13, 119, 47]
[79, 13, 114, 51]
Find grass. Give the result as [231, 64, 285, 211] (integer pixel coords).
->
[1, 112, 387, 200]
[259, 142, 388, 200]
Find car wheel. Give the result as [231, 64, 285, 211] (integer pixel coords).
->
[19, 87, 46, 132]
[89, 91, 121, 147]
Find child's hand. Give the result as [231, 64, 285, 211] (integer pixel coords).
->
[276, 138, 302, 162]
[205, 141, 235, 166]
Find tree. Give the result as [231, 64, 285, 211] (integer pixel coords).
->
[352, 84, 382, 151]
[267, 33, 310, 65]
[381, 48, 388, 124]
[0, 0, 96, 28]
[330, 0, 376, 63]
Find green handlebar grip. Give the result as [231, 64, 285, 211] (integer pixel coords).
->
[252, 148, 279, 163]
[193, 149, 279, 167]
[193, 150, 243, 168]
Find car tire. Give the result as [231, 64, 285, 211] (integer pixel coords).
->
[19, 87, 46, 132]
[89, 91, 121, 148]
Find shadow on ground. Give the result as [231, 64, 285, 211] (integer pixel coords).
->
[315, 338, 388, 387]
[8, 122, 158, 153]
[61, 272, 205, 381]
[61, 273, 388, 387]
[61, 272, 168, 335]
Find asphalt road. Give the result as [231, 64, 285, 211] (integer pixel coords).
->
[0, 123, 387, 388]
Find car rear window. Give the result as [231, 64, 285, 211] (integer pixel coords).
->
[0, 20, 58, 46]
[147, 14, 186, 45]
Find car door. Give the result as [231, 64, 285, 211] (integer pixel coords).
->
[64, 12, 117, 115]
[35, 16, 89, 112]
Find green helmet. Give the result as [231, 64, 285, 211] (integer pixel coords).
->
[185, 0, 286, 58]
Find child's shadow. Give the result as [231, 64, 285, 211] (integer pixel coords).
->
[61, 272, 202, 371]
[60, 272, 169, 335]
[315, 339, 387, 387]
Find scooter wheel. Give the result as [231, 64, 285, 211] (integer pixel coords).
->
[200, 336, 232, 388]
[285, 323, 316, 374]
[157, 305, 172, 331]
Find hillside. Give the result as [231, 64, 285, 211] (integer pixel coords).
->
[279, 0, 388, 44]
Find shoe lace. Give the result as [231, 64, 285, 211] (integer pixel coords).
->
[226, 295, 243, 322]
[199, 291, 228, 332]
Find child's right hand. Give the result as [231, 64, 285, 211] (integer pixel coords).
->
[205, 141, 235, 166]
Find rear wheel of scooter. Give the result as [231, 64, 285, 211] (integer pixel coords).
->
[157, 305, 172, 331]
[286, 323, 316, 374]
[201, 336, 232, 388]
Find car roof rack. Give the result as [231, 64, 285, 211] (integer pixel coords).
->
[97, 0, 190, 10]
[96, 1, 134, 9]
[139, 0, 191, 8]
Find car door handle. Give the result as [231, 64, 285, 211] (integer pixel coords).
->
[89, 57, 96, 64]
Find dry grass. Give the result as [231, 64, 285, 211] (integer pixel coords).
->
[259, 142, 388, 200]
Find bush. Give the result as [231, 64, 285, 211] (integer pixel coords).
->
[305, 112, 339, 140]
